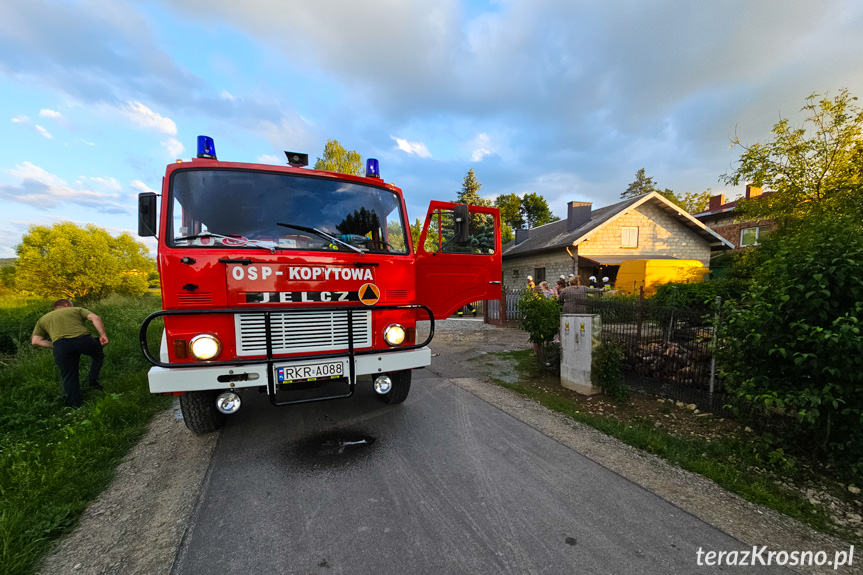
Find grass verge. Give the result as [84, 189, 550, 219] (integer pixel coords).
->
[486, 349, 862, 546]
[0, 294, 170, 575]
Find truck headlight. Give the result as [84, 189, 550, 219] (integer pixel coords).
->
[383, 324, 406, 346]
[189, 334, 221, 360]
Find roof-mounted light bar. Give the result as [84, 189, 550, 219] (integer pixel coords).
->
[366, 158, 380, 178]
[197, 135, 217, 159]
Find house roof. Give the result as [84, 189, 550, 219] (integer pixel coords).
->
[502, 191, 733, 258]
[692, 192, 774, 222]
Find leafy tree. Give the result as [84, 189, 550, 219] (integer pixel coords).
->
[717, 215, 863, 472]
[521, 192, 559, 228]
[500, 222, 514, 244]
[409, 218, 423, 249]
[621, 168, 658, 199]
[622, 168, 712, 213]
[494, 193, 525, 229]
[678, 190, 713, 213]
[15, 222, 155, 300]
[721, 89, 863, 220]
[314, 139, 364, 176]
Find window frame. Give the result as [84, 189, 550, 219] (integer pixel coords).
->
[621, 226, 639, 248]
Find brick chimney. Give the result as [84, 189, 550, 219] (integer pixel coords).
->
[708, 194, 726, 211]
[515, 228, 529, 245]
[567, 201, 592, 232]
[745, 185, 763, 199]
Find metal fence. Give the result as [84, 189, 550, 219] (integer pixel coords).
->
[486, 289, 526, 323]
[572, 295, 733, 413]
[499, 289, 733, 413]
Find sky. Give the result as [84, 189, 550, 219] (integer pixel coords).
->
[2, 0, 863, 258]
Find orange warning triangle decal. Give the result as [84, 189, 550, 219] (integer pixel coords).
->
[359, 283, 380, 305]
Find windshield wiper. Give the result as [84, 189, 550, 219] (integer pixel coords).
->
[174, 231, 280, 253]
[276, 222, 363, 255]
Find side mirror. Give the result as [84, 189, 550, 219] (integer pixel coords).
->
[138, 193, 158, 237]
[453, 204, 470, 245]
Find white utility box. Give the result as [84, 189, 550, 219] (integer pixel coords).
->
[560, 314, 602, 395]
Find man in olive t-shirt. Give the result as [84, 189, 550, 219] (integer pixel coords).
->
[32, 299, 109, 408]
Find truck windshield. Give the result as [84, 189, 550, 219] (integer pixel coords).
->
[168, 168, 409, 254]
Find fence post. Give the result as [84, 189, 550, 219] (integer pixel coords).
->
[636, 286, 644, 346]
[709, 296, 721, 395]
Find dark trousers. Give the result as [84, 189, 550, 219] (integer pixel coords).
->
[53, 335, 104, 406]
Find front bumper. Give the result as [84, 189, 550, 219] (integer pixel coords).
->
[147, 346, 432, 393]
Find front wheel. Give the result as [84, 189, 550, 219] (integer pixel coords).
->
[376, 370, 411, 405]
[179, 390, 226, 434]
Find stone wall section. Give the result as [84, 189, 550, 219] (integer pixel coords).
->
[578, 203, 710, 264]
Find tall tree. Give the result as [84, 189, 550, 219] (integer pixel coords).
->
[521, 192, 559, 228]
[457, 168, 490, 206]
[494, 193, 525, 229]
[15, 222, 155, 300]
[721, 89, 863, 220]
[621, 168, 658, 199]
[314, 139, 364, 176]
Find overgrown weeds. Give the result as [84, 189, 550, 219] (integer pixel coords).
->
[0, 294, 169, 575]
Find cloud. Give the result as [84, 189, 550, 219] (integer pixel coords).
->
[392, 137, 431, 158]
[123, 101, 177, 135]
[34, 125, 52, 139]
[256, 154, 284, 165]
[0, 162, 130, 213]
[11, 115, 29, 123]
[130, 180, 158, 194]
[161, 137, 185, 159]
[469, 133, 495, 162]
[39, 109, 62, 119]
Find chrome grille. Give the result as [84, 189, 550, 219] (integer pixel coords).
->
[235, 310, 372, 356]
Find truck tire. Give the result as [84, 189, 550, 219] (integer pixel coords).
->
[377, 370, 411, 405]
[179, 390, 226, 434]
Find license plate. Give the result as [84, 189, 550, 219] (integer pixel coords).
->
[277, 359, 346, 384]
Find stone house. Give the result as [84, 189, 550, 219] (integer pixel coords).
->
[692, 185, 775, 250]
[501, 191, 733, 290]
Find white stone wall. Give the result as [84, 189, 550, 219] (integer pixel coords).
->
[503, 250, 574, 290]
[578, 203, 710, 264]
[502, 202, 713, 288]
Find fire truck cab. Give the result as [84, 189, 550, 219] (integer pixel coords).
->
[139, 136, 502, 434]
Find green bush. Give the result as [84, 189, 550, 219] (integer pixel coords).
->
[592, 341, 628, 401]
[717, 215, 863, 478]
[518, 290, 561, 369]
[651, 278, 747, 311]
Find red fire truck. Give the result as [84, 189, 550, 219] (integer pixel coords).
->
[138, 136, 501, 434]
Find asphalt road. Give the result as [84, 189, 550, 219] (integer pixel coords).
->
[171, 348, 793, 575]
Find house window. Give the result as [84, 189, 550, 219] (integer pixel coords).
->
[621, 226, 639, 248]
[740, 226, 768, 247]
[513, 269, 519, 278]
[533, 267, 546, 283]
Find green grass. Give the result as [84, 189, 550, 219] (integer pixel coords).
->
[0, 294, 170, 575]
[491, 349, 861, 545]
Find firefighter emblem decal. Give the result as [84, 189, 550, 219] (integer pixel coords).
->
[358, 283, 381, 305]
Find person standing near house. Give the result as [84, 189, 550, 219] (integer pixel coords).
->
[559, 276, 589, 313]
[31, 299, 109, 408]
[526, 275, 535, 289]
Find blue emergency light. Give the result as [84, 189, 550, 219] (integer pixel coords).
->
[366, 158, 380, 178]
[197, 135, 217, 159]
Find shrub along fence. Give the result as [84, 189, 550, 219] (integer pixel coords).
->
[573, 293, 733, 415]
[502, 288, 733, 414]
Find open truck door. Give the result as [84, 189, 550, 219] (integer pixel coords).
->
[415, 201, 502, 319]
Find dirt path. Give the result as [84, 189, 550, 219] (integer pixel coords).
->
[36, 321, 859, 575]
